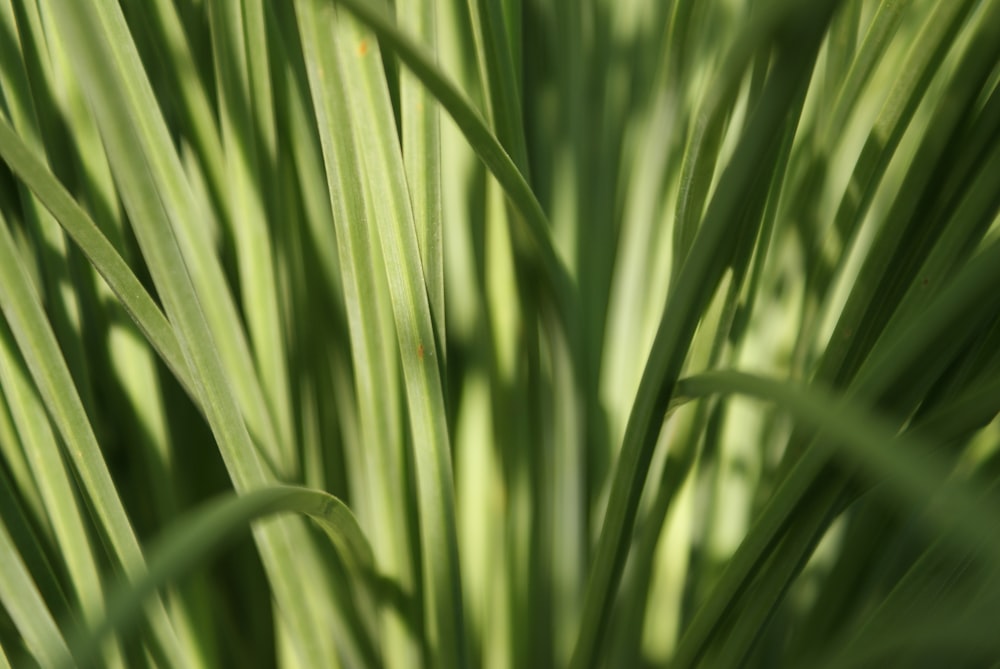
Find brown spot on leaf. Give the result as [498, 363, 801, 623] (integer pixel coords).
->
[358, 40, 368, 56]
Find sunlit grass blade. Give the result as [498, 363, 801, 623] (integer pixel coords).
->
[398, 0, 445, 360]
[0, 210, 184, 666]
[44, 1, 359, 664]
[823, 0, 981, 285]
[207, 0, 295, 473]
[668, 235, 1000, 668]
[817, 0, 1000, 391]
[0, 319, 123, 667]
[22, 28, 211, 663]
[296, 6, 468, 665]
[117, 0, 228, 221]
[315, 0, 573, 318]
[0, 0, 95, 415]
[293, 1, 422, 665]
[0, 130, 223, 665]
[43, 0, 287, 478]
[0, 386, 46, 531]
[2, 0, 997, 666]
[0, 442, 73, 621]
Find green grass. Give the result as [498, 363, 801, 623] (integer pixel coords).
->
[1, 0, 999, 667]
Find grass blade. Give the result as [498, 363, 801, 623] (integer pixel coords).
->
[64, 486, 379, 669]
[0, 208, 184, 666]
[296, 6, 468, 665]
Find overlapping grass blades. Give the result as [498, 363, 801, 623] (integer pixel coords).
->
[1, 0, 998, 667]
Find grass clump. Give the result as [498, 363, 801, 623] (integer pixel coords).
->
[0, 0, 999, 667]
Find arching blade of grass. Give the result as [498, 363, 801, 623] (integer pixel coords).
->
[63, 486, 379, 669]
[0, 12, 123, 665]
[15, 32, 212, 665]
[676, 370, 1000, 562]
[0, 132, 240, 665]
[3, 0, 998, 666]
[678, 372, 1000, 666]
[684, 7, 1000, 660]
[669, 234, 1000, 668]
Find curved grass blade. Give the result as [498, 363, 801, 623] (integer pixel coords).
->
[20, 27, 214, 663]
[62, 486, 379, 669]
[679, 8, 1000, 659]
[675, 371, 1000, 561]
[672, 365, 1000, 666]
[669, 235, 1000, 668]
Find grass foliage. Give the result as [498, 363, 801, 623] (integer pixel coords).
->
[1, 0, 999, 666]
